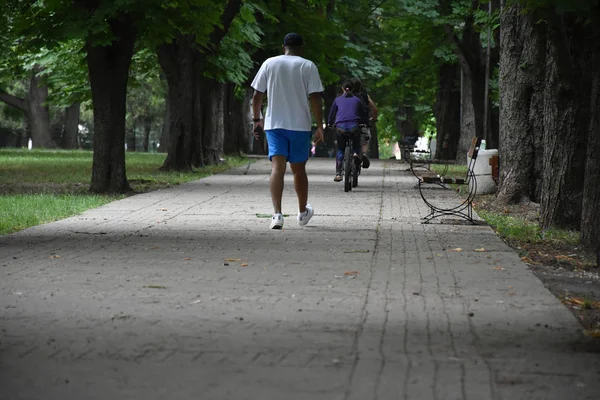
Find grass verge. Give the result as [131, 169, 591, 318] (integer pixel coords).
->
[0, 149, 253, 235]
[0, 194, 114, 235]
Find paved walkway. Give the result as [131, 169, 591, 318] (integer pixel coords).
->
[1, 158, 598, 400]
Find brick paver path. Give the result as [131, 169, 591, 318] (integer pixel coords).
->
[1, 158, 598, 400]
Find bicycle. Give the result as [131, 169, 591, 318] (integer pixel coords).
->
[337, 126, 363, 192]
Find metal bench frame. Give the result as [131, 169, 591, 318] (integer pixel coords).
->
[416, 137, 482, 224]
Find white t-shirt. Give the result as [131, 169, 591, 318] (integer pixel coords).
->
[251, 55, 323, 131]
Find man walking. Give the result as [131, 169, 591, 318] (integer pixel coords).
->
[251, 33, 325, 229]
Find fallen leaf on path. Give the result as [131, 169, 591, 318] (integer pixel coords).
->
[241, 263, 248, 267]
[144, 285, 167, 289]
[447, 248, 462, 252]
[555, 254, 576, 263]
[583, 329, 600, 338]
[183, 257, 191, 261]
[343, 249, 370, 253]
[494, 266, 505, 271]
[521, 256, 537, 265]
[49, 255, 61, 259]
[564, 297, 600, 308]
[344, 271, 359, 276]
[225, 258, 242, 262]
[160, 208, 168, 211]
[474, 248, 486, 252]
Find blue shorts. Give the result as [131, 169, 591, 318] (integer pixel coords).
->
[265, 129, 312, 163]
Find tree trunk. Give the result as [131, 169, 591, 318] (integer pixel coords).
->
[159, 86, 169, 153]
[158, 0, 242, 167]
[581, 48, 600, 253]
[223, 83, 251, 155]
[158, 35, 198, 171]
[143, 117, 152, 152]
[323, 84, 338, 150]
[434, 62, 461, 160]
[396, 106, 419, 139]
[201, 78, 226, 165]
[127, 119, 136, 152]
[496, 5, 547, 205]
[62, 103, 80, 149]
[540, 12, 590, 230]
[457, 69, 475, 163]
[368, 122, 379, 159]
[444, 4, 491, 162]
[27, 73, 55, 148]
[87, 15, 136, 193]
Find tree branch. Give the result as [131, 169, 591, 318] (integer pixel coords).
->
[0, 89, 27, 113]
[208, 0, 243, 50]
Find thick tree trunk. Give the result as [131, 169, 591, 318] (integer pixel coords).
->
[457, 70, 475, 163]
[368, 123, 379, 159]
[434, 63, 461, 160]
[445, 3, 493, 162]
[323, 84, 338, 150]
[581, 50, 600, 253]
[159, 93, 169, 153]
[158, 36, 198, 171]
[87, 16, 136, 193]
[27, 73, 55, 148]
[540, 12, 590, 230]
[223, 83, 251, 155]
[158, 0, 242, 167]
[201, 79, 226, 165]
[62, 103, 80, 149]
[240, 87, 253, 154]
[496, 5, 546, 205]
[143, 117, 152, 152]
[396, 106, 419, 139]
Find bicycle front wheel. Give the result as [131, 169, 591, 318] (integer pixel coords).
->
[344, 145, 352, 192]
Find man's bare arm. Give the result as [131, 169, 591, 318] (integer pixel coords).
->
[367, 95, 378, 121]
[252, 90, 264, 120]
[309, 92, 323, 126]
[309, 92, 324, 144]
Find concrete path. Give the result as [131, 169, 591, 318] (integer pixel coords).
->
[1, 158, 598, 400]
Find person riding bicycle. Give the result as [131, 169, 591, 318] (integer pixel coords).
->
[328, 79, 369, 182]
[349, 78, 378, 169]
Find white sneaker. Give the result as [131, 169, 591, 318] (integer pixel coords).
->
[297, 204, 314, 226]
[270, 213, 284, 229]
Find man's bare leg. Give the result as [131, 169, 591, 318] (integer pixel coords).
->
[270, 156, 287, 214]
[290, 161, 308, 214]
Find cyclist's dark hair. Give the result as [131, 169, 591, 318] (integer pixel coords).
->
[349, 77, 364, 94]
[342, 79, 354, 97]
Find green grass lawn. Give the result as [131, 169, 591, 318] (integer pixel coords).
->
[0, 149, 252, 235]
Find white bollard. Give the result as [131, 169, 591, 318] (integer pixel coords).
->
[468, 149, 498, 194]
[28, 138, 32, 150]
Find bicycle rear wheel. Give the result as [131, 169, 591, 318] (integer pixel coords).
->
[352, 157, 359, 188]
[344, 145, 352, 192]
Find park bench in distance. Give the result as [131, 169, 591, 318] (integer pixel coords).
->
[414, 137, 483, 224]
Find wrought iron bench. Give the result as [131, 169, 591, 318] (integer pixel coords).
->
[415, 137, 482, 224]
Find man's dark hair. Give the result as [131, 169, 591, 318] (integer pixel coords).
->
[283, 33, 303, 49]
